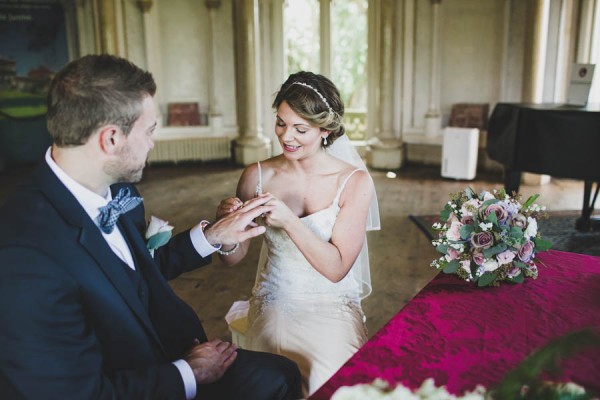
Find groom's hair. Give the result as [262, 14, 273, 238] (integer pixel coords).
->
[47, 54, 156, 147]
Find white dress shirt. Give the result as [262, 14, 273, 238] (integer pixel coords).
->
[45, 148, 217, 399]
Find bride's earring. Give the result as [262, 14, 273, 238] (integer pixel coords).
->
[322, 136, 327, 146]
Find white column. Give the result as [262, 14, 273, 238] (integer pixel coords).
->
[366, 0, 380, 141]
[138, 0, 164, 125]
[424, 0, 441, 137]
[320, 0, 331, 77]
[367, 0, 403, 170]
[576, 0, 596, 62]
[522, 0, 551, 186]
[205, 0, 224, 131]
[259, 0, 284, 155]
[233, 0, 271, 165]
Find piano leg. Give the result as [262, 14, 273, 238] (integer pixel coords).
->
[504, 170, 521, 195]
[575, 180, 600, 232]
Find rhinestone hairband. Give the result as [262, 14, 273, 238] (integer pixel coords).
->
[291, 81, 333, 114]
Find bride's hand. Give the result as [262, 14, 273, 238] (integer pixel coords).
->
[263, 197, 295, 229]
[216, 197, 243, 221]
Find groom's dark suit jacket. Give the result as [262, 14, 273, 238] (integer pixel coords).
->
[0, 161, 211, 399]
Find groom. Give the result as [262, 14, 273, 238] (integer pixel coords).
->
[0, 54, 301, 399]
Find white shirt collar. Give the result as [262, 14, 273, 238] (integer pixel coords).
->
[44, 147, 112, 222]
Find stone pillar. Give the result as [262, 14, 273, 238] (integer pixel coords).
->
[138, 0, 164, 125]
[424, 0, 441, 137]
[367, 0, 403, 170]
[96, 0, 122, 56]
[522, 0, 551, 186]
[233, 0, 271, 165]
[205, 0, 224, 131]
[259, 0, 284, 155]
[320, 0, 331, 78]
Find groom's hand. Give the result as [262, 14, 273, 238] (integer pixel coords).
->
[185, 339, 238, 384]
[205, 193, 274, 246]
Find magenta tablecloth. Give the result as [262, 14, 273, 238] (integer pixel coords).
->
[310, 250, 600, 399]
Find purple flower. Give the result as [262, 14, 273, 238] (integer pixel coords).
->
[482, 203, 509, 223]
[518, 241, 535, 262]
[471, 231, 494, 249]
[461, 215, 475, 225]
[507, 266, 521, 278]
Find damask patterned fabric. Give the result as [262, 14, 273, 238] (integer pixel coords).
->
[310, 250, 600, 399]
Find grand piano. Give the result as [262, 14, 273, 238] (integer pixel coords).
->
[486, 102, 600, 231]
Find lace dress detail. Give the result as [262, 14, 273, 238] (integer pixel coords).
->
[246, 162, 367, 397]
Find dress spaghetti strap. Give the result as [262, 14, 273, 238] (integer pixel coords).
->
[256, 161, 263, 196]
[333, 168, 361, 205]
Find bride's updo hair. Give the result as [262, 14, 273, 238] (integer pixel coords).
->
[272, 71, 345, 148]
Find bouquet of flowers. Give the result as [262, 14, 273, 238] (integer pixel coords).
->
[430, 187, 552, 287]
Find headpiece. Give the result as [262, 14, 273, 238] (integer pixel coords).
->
[291, 81, 333, 114]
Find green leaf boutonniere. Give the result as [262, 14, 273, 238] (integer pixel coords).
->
[146, 216, 174, 256]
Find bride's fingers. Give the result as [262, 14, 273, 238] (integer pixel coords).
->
[240, 194, 274, 210]
[240, 205, 275, 221]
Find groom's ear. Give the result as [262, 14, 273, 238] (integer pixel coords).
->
[98, 125, 124, 155]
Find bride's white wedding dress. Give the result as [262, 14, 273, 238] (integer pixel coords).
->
[245, 162, 368, 396]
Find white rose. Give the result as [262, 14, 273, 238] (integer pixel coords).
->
[145, 216, 174, 255]
[482, 259, 499, 272]
[524, 217, 538, 239]
[481, 191, 495, 201]
[460, 260, 471, 272]
[146, 216, 174, 239]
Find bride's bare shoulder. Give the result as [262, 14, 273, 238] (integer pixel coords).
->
[237, 156, 284, 197]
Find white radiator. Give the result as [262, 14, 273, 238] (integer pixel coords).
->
[147, 137, 231, 163]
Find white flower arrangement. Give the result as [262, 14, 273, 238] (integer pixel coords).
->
[145, 216, 173, 256]
[430, 188, 552, 287]
[331, 378, 486, 400]
[330, 378, 592, 400]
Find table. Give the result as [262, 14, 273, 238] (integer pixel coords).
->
[310, 250, 600, 399]
[486, 102, 600, 231]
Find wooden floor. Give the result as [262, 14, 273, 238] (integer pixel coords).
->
[0, 161, 586, 341]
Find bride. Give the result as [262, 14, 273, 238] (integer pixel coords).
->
[217, 71, 380, 396]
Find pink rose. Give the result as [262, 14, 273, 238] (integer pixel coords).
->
[482, 203, 508, 223]
[471, 231, 494, 249]
[446, 220, 464, 241]
[518, 241, 535, 262]
[497, 250, 516, 265]
[446, 247, 461, 260]
[472, 250, 485, 265]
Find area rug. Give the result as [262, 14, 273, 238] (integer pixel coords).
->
[409, 211, 600, 257]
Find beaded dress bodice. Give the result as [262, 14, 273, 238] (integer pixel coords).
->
[251, 163, 361, 302]
[246, 162, 368, 396]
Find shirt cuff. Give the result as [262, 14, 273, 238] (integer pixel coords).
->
[190, 223, 220, 257]
[172, 359, 197, 400]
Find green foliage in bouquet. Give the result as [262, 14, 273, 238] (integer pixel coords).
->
[431, 187, 552, 287]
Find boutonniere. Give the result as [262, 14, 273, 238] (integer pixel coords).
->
[146, 216, 174, 256]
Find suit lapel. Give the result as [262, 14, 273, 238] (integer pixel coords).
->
[34, 162, 165, 355]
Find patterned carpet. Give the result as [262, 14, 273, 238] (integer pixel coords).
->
[409, 210, 600, 257]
